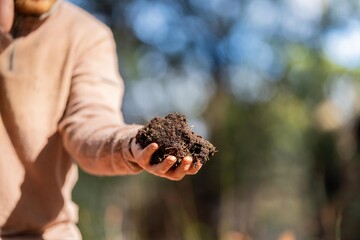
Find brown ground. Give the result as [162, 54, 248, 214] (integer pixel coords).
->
[135, 113, 216, 168]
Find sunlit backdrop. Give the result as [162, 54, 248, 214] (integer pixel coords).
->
[68, 0, 360, 239]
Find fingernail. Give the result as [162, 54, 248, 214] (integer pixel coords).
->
[184, 164, 191, 171]
[167, 157, 175, 163]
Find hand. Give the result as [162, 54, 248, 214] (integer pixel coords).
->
[130, 140, 202, 181]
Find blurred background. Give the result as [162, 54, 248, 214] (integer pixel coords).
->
[68, 0, 360, 239]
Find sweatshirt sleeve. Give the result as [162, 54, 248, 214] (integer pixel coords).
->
[58, 24, 143, 176]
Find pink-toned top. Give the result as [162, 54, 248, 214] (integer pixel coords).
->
[0, 2, 142, 239]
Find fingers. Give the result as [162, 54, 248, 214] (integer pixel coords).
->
[152, 156, 177, 175]
[164, 156, 203, 181]
[131, 141, 203, 180]
[135, 143, 158, 167]
[186, 160, 202, 175]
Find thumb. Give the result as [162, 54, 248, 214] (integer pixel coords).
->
[137, 143, 158, 167]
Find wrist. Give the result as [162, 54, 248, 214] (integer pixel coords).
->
[126, 136, 143, 171]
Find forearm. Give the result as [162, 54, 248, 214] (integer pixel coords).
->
[58, 24, 143, 176]
[60, 114, 143, 176]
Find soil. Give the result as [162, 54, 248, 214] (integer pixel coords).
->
[135, 113, 216, 168]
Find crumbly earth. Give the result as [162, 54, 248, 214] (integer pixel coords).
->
[135, 113, 216, 168]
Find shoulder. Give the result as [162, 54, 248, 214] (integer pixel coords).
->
[53, 1, 113, 40]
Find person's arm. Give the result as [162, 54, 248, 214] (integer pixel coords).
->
[59, 24, 201, 179]
[58, 26, 143, 176]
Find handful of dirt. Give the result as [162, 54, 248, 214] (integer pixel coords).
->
[135, 113, 216, 168]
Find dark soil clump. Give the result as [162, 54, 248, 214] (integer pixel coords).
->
[135, 113, 216, 168]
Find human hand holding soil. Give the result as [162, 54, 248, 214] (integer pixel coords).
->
[130, 141, 200, 181]
[130, 113, 216, 181]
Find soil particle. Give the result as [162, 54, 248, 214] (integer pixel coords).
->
[135, 113, 216, 168]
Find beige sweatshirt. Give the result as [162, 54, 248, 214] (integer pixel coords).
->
[0, 2, 143, 239]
